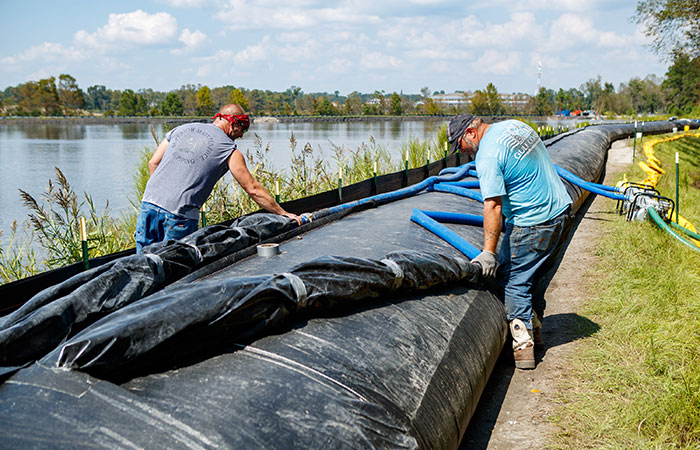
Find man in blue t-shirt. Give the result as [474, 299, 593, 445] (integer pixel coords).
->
[448, 114, 573, 369]
[135, 103, 301, 253]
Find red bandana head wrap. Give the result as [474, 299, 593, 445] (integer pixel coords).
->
[213, 113, 250, 132]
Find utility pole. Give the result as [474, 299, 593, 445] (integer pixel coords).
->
[537, 61, 542, 93]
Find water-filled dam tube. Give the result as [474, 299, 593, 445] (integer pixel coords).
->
[0, 121, 693, 448]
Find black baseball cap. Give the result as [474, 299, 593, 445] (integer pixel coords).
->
[447, 113, 475, 154]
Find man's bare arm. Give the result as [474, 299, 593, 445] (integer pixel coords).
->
[227, 150, 301, 225]
[148, 139, 169, 176]
[482, 196, 503, 253]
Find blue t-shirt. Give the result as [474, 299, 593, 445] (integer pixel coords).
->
[475, 120, 571, 226]
[142, 123, 236, 219]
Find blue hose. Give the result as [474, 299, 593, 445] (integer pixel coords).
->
[419, 210, 484, 226]
[438, 162, 475, 176]
[438, 180, 481, 189]
[303, 162, 478, 222]
[410, 209, 481, 259]
[430, 184, 484, 203]
[553, 165, 623, 196]
[446, 163, 626, 202]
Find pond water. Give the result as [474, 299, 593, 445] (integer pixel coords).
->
[0, 119, 449, 249]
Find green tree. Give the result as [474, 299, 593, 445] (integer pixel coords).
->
[86, 85, 112, 111]
[57, 74, 85, 111]
[195, 86, 214, 116]
[247, 89, 264, 114]
[469, 90, 489, 115]
[179, 84, 198, 115]
[38, 77, 62, 115]
[532, 87, 554, 116]
[161, 92, 183, 116]
[635, 0, 700, 58]
[372, 90, 386, 114]
[313, 97, 337, 116]
[117, 89, 138, 116]
[581, 76, 605, 111]
[555, 88, 570, 113]
[484, 83, 504, 115]
[390, 92, 403, 116]
[344, 91, 363, 115]
[662, 52, 700, 113]
[211, 86, 234, 110]
[17, 77, 62, 116]
[286, 86, 302, 113]
[229, 88, 249, 111]
[424, 98, 441, 115]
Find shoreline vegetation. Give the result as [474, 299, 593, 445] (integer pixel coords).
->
[0, 115, 592, 284]
[0, 117, 673, 284]
[0, 114, 573, 125]
[0, 124, 453, 283]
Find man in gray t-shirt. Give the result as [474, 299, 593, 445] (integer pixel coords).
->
[135, 103, 301, 253]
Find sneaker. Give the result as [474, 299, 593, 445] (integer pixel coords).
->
[510, 319, 536, 369]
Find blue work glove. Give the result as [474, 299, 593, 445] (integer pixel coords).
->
[472, 250, 498, 278]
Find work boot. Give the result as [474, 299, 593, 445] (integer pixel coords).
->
[532, 312, 544, 347]
[510, 319, 535, 369]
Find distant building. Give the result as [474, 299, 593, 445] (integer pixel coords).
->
[430, 92, 471, 108]
[500, 93, 530, 111]
[429, 91, 531, 112]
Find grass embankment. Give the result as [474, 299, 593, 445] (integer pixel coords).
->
[552, 134, 700, 448]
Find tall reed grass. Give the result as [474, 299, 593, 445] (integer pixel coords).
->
[0, 126, 449, 283]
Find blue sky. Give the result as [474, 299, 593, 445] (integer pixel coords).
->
[0, 0, 668, 96]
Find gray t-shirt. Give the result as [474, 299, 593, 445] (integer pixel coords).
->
[142, 123, 236, 219]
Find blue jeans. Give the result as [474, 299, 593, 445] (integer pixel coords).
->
[497, 207, 573, 329]
[134, 202, 198, 254]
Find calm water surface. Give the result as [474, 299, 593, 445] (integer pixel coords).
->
[0, 120, 446, 249]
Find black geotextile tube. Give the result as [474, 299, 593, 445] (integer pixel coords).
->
[0, 214, 296, 371]
[45, 250, 481, 379]
[0, 120, 695, 449]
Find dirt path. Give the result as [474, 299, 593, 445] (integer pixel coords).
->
[461, 139, 634, 449]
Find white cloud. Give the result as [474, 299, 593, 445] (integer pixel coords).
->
[475, 50, 521, 75]
[278, 32, 312, 43]
[546, 13, 636, 52]
[496, 0, 592, 13]
[234, 39, 270, 65]
[327, 57, 352, 75]
[75, 10, 177, 47]
[1, 42, 86, 65]
[172, 28, 207, 54]
[180, 29, 207, 47]
[278, 40, 321, 62]
[158, 0, 208, 7]
[361, 52, 401, 70]
[462, 12, 542, 49]
[215, 0, 380, 31]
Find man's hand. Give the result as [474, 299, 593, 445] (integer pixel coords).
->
[472, 250, 498, 277]
[283, 212, 302, 226]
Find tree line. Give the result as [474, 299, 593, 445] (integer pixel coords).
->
[2, 0, 699, 120]
[1, 64, 697, 119]
[0, 50, 700, 117]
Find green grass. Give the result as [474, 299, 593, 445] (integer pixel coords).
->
[551, 134, 700, 449]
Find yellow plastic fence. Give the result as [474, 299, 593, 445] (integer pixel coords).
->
[617, 131, 700, 239]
